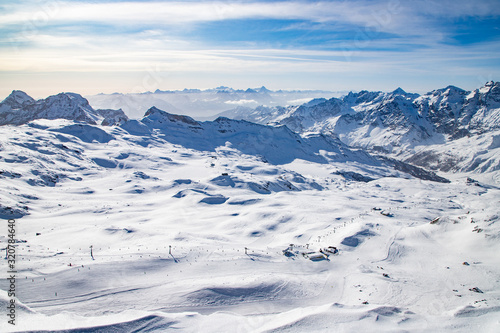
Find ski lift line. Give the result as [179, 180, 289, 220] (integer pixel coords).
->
[18, 202, 425, 272]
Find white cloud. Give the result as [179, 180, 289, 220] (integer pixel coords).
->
[2, 0, 499, 45]
[3, 38, 497, 75]
[225, 99, 258, 105]
[3, 0, 495, 36]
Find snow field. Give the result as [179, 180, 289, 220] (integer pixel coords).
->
[1, 121, 499, 332]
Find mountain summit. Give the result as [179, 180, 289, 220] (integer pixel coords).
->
[0, 91, 128, 126]
[1, 90, 35, 108]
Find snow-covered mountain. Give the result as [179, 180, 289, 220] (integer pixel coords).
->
[0, 102, 450, 220]
[0, 91, 129, 126]
[128, 106, 449, 182]
[414, 82, 500, 138]
[218, 87, 436, 153]
[1, 88, 500, 332]
[217, 82, 500, 174]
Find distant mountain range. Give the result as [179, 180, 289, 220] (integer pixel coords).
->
[86, 87, 342, 119]
[1, 82, 499, 176]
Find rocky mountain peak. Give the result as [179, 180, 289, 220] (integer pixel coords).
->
[43, 92, 92, 111]
[143, 107, 200, 126]
[480, 81, 500, 102]
[388, 87, 420, 100]
[392, 87, 407, 95]
[2, 90, 35, 108]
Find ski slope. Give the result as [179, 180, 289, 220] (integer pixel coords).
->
[1, 116, 499, 332]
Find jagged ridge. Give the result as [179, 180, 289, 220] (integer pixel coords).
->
[218, 82, 500, 173]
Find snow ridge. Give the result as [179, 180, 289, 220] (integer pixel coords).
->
[121, 107, 447, 182]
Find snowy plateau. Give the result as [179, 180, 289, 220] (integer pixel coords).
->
[0, 83, 500, 332]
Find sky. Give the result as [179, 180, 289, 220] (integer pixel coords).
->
[1, 0, 500, 98]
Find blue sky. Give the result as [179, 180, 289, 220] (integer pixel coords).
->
[1, 0, 500, 98]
